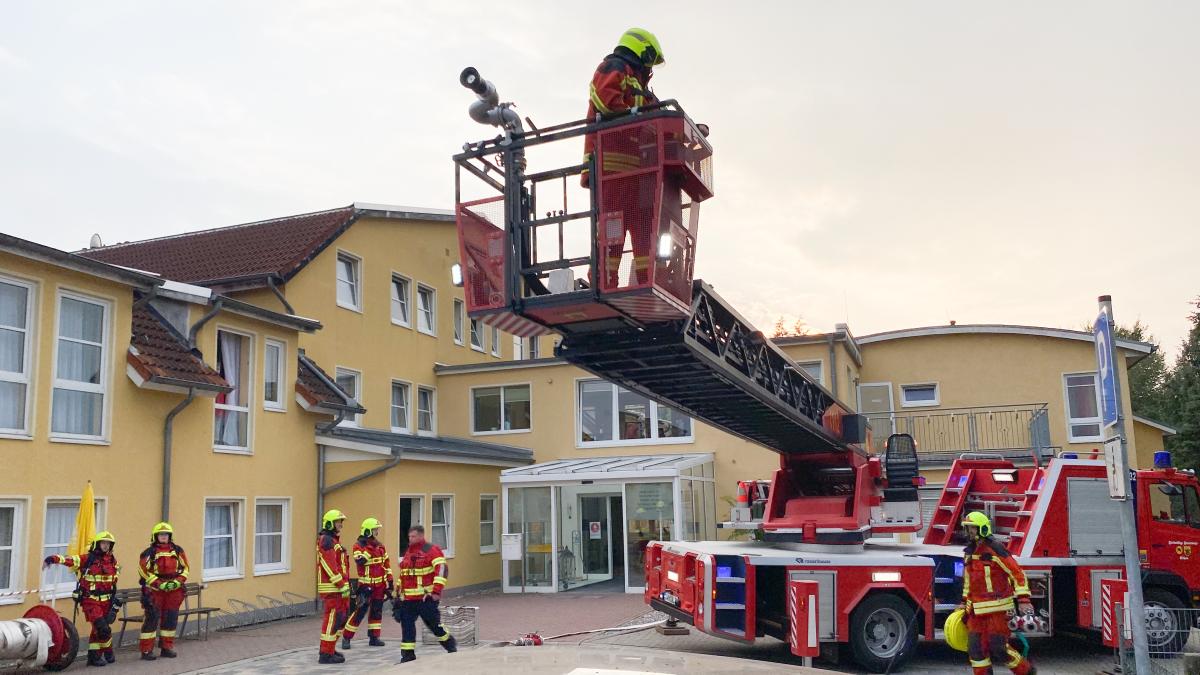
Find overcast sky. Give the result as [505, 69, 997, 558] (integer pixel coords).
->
[2, 1, 1196, 359]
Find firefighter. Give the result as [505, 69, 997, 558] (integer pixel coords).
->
[341, 517, 392, 649]
[43, 531, 120, 666]
[393, 525, 457, 663]
[581, 28, 665, 288]
[316, 509, 351, 665]
[137, 522, 190, 661]
[959, 511, 1038, 675]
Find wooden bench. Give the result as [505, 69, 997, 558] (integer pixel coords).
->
[114, 583, 219, 647]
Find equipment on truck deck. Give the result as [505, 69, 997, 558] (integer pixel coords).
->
[0, 605, 80, 671]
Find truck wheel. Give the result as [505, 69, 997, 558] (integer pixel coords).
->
[1143, 588, 1187, 654]
[849, 593, 918, 673]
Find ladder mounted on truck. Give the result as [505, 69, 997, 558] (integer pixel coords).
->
[454, 68, 924, 546]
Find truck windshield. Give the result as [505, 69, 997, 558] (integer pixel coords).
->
[1150, 481, 1200, 527]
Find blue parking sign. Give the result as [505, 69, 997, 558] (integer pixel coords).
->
[1094, 309, 1119, 428]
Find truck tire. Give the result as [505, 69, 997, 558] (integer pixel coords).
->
[1143, 587, 1187, 654]
[849, 593, 918, 673]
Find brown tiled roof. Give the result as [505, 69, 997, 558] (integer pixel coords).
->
[79, 206, 357, 286]
[296, 351, 365, 414]
[127, 306, 231, 391]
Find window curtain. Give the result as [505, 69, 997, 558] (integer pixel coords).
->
[255, 504, 283, 564]
[43, 504, 77, 588]
[204, 504, 234, 569]
[216, 333, 242, 446]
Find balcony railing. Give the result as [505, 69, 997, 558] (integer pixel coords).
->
[863, 403, 1054, 467]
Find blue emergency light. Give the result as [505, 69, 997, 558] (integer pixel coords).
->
[1154, 451, 1173, 469]
[716, 566, 732, 578]
[954, 561, 964, 577]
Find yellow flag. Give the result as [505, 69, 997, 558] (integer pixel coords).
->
[67, 481, 96, 557]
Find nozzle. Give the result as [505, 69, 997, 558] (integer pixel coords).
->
[460, 67, 488, 96]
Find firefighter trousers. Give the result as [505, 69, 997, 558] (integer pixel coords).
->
[139, 587, 184, 653]
[319, 594, 349, 655]
[395, 598, 450, 653]
[343, 590, 385, 639]
[966, 612, 1033, 675]
[81, 598, 114, 659]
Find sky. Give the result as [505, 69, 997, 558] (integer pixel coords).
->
[1, 1, 1197, 359]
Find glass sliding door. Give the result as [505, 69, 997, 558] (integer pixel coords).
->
[504, 486, 554, 591]
[624, 482, 674, 591]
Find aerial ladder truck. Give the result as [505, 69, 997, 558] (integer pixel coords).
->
[453, 70, 1200, 671]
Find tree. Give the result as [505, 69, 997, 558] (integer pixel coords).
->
[1083, 319, 1170, 421]
[1162, 299, 1200, 471]
[771, 317, 787, 338]
[769, 316, 812, 338]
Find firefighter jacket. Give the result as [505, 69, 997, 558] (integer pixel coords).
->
[138, 542, 189, 591]
[316, 530, 349, 597]
[352, 536, 393, 590]
[582, 49, 658, 179]
[962, 538, 1030, 615]
[48, 552, 119, 601]
[397, 541, 447, 600]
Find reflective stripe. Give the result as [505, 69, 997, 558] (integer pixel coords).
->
[1006, 646, 1024, 667]
[970, 657, 992, 667]
[589, 84, 612, 115]
[89, 642, 102, 650]
[160, 629, 176, 637]
[139, 632, 156, 640]
[971, 597, 1015, 614]
[983, 567, 993, 593]
[402, 589, 426, 597]
[433, 577, 447, 585]
[368, 622, 382, 630]
[400, 642, 416, 649]
[438, 632, 451, 642]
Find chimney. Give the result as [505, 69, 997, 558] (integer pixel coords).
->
[88, 234, 104, 249]
[949, 320, 957, 326]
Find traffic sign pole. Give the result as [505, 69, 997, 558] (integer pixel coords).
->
[1097, 295, 1151, 673]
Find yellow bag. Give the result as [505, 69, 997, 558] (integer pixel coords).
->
[944, 609, 968, 652]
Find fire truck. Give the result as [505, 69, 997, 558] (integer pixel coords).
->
[452, 70, 1200, 671]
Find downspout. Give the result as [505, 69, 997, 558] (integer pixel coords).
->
[188, 298, 225, 349]
[267, 276, 295, 315]
[315, 410, 347, 531]
[321, 448, 402, 495]
[162, 388, 196, 521]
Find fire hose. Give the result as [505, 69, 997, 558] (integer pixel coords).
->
[507, 618, 666, 646]
[0, 606, 79, 671]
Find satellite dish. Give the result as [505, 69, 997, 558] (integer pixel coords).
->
[89, 234, 103, 249]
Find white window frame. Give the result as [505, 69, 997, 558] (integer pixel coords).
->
[470, 383, 532, 435]
[453, 299, 465, 345]
[335, 367, 362, 428]
[390, 273, 412, 328]
[203, 497, 245, 582]
[512, 335, 524, 360]
[796, 360, 824, 386]
[416, 385, 436, 437]
[490, 326, 501, 357]
[575, 378, 694, 448]
[390, 380, 411, 433]
[253, 497, 290, 576]
[0, 498, 27, 603]
[900, 382, 940, 408]
[1063, 371, 1103, 443]
[0, 275, 35, 438]
[479, 494, 498, 554]
[213, 328, 254, 454]
[528, 336, 540, 360]
[398, 494, 425, 528]
[416, 284, 437, 337]
[263, 339, 286, 411]
[41, 497, 107, 598]
[335, 250, 363, 313]
[50, 289, 112, 443]
[430, 494, 454, 558]
[469, 318, 484, 352]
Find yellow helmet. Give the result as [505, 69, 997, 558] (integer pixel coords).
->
[618, 28, 664, 67]
[961, 511, 992, 538]
[151, 522, 174, 538]
[322, 509, 347, 531]
[361, 517, 382, 537]
[92, 531, 116, 550]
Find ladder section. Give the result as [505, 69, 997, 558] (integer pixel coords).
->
[1007, 466, 1046, 546]
[924, 468, 975, 544]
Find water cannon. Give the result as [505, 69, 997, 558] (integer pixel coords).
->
[460, 67, 524, 139]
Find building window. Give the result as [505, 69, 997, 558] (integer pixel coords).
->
[797, 361, 823, 385]
[0, 501, 23, 595]
[398, 496, 423, 538]
[479, 495, 498, 554]
[215, 330, 252, 451]
[254, 499, 289, 575]
[391, 381, 410, 432]
[263, 340, 285, 410]
[335, 252, 362, 311]
[203, 499, 242, 581]
[417, 386, 436, 435]
[42, 499, 105, 596]
[490, 326, 501, 357]
[900, 383, 939, 408]
[469, 318, 484, 352]
[335, 368, 361, 427]
[1063, 373, 1102, 442]
[390, 275, 411, 327]
[52, 292, 109, 439]
[453, 299, 465, 345]
[578, 379, 692, 446]
[0, 278, 33, 435]
[431, 496, 453, 556]
[512, 335, 524, 360]
[416, 285, 436, 336]
[473, 384, 531, 434]
[528, 336, 540, 360]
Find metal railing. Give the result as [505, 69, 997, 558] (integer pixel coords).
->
[863, 403, 1054, 465]
[1115, 604, 1200, 674]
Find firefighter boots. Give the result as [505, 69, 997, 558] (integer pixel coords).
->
[140, 652, 156, 661]
[400, 649, 416, 662]
[341, 636, 352, 650]
[318, 652, 346, 664]
[442, 634, 457, 653]
[160, 648, 177, 658]
[369, 636, 386, 647]
[86, 652, 106, 667]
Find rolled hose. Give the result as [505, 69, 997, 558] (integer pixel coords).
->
[944, 609, 968, 652]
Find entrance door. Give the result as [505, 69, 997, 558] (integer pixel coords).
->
[580, 495, 612, 578]
[857, 382, 894, 453]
